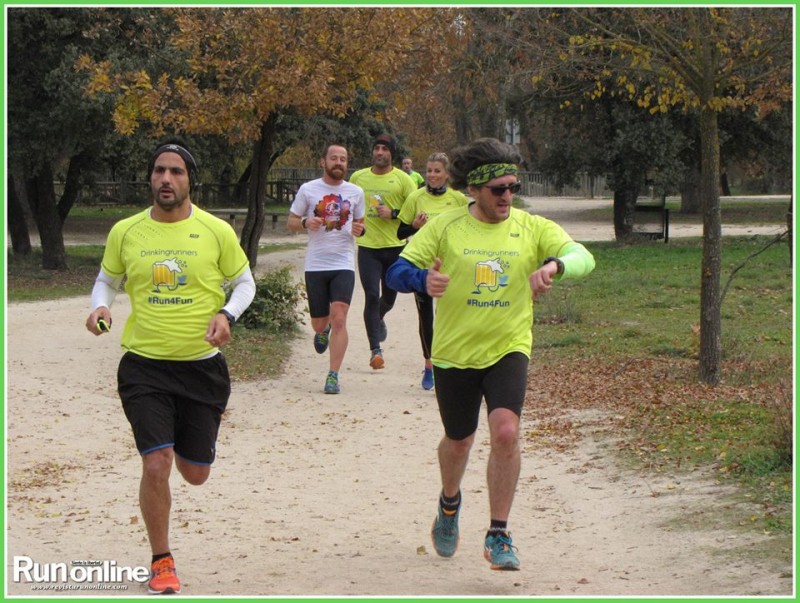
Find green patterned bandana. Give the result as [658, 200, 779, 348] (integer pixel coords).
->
[467, 163, 518, 186]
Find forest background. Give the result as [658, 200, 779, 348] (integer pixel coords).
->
[5, 5, 794, 387]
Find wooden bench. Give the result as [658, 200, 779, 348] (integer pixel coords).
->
[207, 208, 287, 230]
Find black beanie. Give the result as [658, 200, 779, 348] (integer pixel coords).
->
[373, 134, 397, 158]
[146, 142, 198, 190]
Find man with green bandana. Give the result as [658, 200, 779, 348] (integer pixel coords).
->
[387, 137, 595, 571]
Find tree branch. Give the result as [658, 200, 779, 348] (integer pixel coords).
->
[720, 230, 789, 307]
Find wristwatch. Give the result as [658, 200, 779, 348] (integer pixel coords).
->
[543, 256, 564, 276]
[218, 309, 236, 326]
[301, 217, 308, 230]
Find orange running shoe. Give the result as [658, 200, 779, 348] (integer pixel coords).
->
[148, 555, 181, 595]
[369, 348, 385, 370]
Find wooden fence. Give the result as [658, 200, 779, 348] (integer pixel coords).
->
[66, 170, 609, 207]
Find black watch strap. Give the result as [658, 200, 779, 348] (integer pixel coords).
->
[218, 309, 236, 326]
[543, 256, 564, 276]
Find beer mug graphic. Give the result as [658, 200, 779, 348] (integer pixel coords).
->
[473, 258, 508, 293]
[368, 194, 384, 217]
[152, 258, 185, 292]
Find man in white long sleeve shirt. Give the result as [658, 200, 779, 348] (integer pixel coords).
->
[84, 137, 255, 595]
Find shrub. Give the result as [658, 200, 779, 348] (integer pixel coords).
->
[229, 266, 306, 332]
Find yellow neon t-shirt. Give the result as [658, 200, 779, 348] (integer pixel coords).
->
[398, 187, 468, 228]
[400, 205, 574, 369]
[101, 206, 249, 361]
[349, 166, 416, 249]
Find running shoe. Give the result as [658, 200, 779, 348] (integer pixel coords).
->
[483, 531, 520, 570]
[369, 348, 385, 370]
[313, 325, 331, 354]
[378, 319, 388, 342]
[148, 555, 181, 595]
[421, 367, 434, 390]
[324, 371, 340, 394]
[431, 503, 460, 557]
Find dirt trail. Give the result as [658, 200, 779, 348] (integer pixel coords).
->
[5, 197, 793, 597]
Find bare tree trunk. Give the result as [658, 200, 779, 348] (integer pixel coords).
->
[477, 102, 500, 139]
[698, 105, 722, 385]
[453, 92, 472, 146]
[26, 165, 67, 270]
[679, 166, 702, 214]
[236, 163, 252, 207]
[240, 115, 276, 268]
[719, 168, 731, 197]
[57, 151, 91, 225]
[612, 185, 638, 241]
[7, 174, 32, 256]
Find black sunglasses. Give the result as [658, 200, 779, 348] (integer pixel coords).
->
[485, 182, 522, 196]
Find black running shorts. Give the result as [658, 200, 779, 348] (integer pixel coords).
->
[433, 352, 529, 441]
[117, 352, 231, 464]
[305, 269, 356, 318]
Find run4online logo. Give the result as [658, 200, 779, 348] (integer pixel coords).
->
[12, 556, 149, 592]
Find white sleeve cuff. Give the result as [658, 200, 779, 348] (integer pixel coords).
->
[222, 267, 256, 319]
[90, 269, 122, 310]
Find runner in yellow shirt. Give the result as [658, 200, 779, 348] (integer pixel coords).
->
[387, 137, 595, 571]
[350, 134, 416, 370]
[397, 152, 467, 390]
[402, 156, 426, 188]
[85, 138, 255, 594]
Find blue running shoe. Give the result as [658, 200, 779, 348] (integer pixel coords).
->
[314, 325, 331, 354]
[378, 319, 388, 342]
[421, 367, 434, 390]
[323, 371, 340, 394]
[483, 531, 520, 570]
[431, 504, 460, 557]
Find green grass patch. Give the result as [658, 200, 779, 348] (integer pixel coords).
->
[68, 205, 144, 220]
[7, 246, 106, 302]
[535, 236, 792, 365]
[256, 241, 305, 257]
[669, 198, 790, 225]
[226, 327, 295, 382]
[579, 196, 790, 225]
[529, 235, 792, 535]
[620, 392, 793, 534]
[68, 203, 293, 218]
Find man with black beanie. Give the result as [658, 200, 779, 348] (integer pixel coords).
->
[349, 134, 416, 370]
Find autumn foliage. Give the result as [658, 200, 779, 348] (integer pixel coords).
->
[78, 7, 454, 144]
